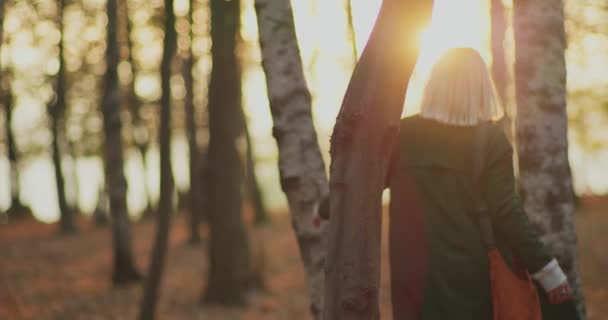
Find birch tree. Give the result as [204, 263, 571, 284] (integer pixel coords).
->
[513, 0, 586, 318]
[323, 0, 431, 318]
[254, 0, 329, 317]
[101, 0, 141, 285]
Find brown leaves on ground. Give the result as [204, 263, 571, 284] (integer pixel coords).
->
[1, 199, 607, 320]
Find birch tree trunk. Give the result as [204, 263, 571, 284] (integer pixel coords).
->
[254, 0, 329, 317]
[323, 1, 431, 318]
[102, 0, 141, 285]
[513, 1, 586, 318]
[50, 0, 75, 234]
[139, 0, 175, 317]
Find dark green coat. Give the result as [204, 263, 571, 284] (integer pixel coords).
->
[387, 116, 553, 320]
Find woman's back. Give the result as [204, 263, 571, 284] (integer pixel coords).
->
[388, 115, 553, 319]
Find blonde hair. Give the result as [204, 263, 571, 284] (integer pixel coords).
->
[419, 48, 503, 126]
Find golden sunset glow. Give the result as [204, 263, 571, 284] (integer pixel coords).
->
[1, 0, 607, 222]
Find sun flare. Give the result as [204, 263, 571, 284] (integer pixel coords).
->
[402, 0, 491, 115]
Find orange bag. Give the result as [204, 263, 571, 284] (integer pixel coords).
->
[488, 248, 542, 320]
[473, 124, 542, 320]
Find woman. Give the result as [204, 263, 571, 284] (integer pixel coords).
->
[385, 48, 575, 319]
[320, 48, 578, 320]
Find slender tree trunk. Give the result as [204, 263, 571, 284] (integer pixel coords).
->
[139, 145, 154, 217]
[67, 139, 81, 213]
[0, 4, 22, 214]
[490, 0, 514, 141]
[323, 1, 431, 318]
[2, 0, 28, 222]
[244, 124, 268, 225]
[202, 0, 249, 306]
[138, 0, 175, 317]
[102, 0, 141, 285]
[2, 83, 28, 217]
[50, 0, 75, 234]
[93, 185, 109, 226]
[3, 89, 19, 206]
[513, 1, 586, 318]
[345, 0, 358, 62]
[254, 0, 329, 316]
[122, 0, 154, 216]
[183, 0, 201, 243]
[491, 0, 507, 106]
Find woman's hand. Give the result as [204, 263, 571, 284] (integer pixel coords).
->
[533, 258, 571, 304]
[547, 281, 572, 304]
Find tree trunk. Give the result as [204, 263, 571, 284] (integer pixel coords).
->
[183, 0, 201, 244]
[202, 0, 249, 306]
[491, 0, 507, 106]
[67, 139, 81, 214]
[253, 0, 329, 316]
[102, 0, 141, 286]
[138, 0, 175, 317]
[122, 0, 154, 217]
[2, 81, 28, 218]
[323, 0, 431, 319]
[513, 1, 586, 318]
[50, 0, 75, 234]
[0, 0, 20, 219]
[93, 186, 109, 226]
[0, 3, 23, 215]
[3, 87, 20, 206]
[244, 123, 268, 225]
[345, 0, 358, 62]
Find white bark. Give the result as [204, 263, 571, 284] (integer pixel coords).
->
[254, 0, 329, 318]
[513, 1, 586, 318]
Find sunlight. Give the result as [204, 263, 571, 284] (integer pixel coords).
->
[404, 0, 490, 115]
[418, 0, 490, 74]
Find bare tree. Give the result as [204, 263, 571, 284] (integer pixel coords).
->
[1, 80, 25, 217]
[253, 0, 329, 316]
[122, 0, 154, 217]
[244, 124, 268, 225]
[49, 0, 75, 234]
[202, 0, 250, 305]
[182, 0, 201, 243]
[513, 0, 586, 318]
[138, 0, 176, 317]
[323, 0, 431, 318]
[345, 0, 358, 62]
[0, 2, 27, 219]
[491, 0, 507, 106]
[102, 0, 141, 285]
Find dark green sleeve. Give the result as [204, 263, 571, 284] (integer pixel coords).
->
[484, 127, 553, 273]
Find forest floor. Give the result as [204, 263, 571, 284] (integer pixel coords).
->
[1, 199, 607, 320]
